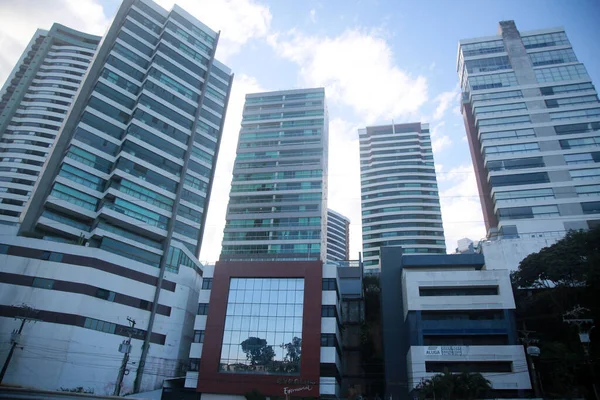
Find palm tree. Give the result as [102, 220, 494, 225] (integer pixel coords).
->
[415, 369, 492, 400]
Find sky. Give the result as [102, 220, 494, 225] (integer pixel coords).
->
[0, 0, 599, 264]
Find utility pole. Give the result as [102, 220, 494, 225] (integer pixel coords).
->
[563, 306, 597, 400]
[113, 317, 136, 396]
[519, 326, 542, 398]
[0, 304, 38, 385]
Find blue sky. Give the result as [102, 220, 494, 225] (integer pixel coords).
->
[0, 0, 598, 262]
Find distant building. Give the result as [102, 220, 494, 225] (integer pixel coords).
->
[380, 247, 531, 400]
[455, 237, 480, 254]
[458, 20, 600, 240]
[0, 24, 100, 228]
[220, 88, 328, 261]
[359, 122, 446, 273]
[327, 208, 350, 261]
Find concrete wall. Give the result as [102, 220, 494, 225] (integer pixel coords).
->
[481, 236, 560, 271]
[0, 236, 202, 395]
[407, 345, 531, 390]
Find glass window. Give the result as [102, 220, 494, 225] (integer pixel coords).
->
[95, 288, 116, 302]
[487, 157, 545, 171]
[576, 185, 600, 197]
[138, 94, 193, 129]
[461, 40, 505, 57]
[132, 109, 189, 145]
[147, 67, 198, 101]
[535, 64, 590, 83]
[419, 286, 498, 296]
[472, 90, 524, 103]
[570, 168, 600, 180]
[494, 188, 554, 203]
[100, 68, 140, 94]
[550, 108, 600, 121]
[465, 56, 511, 74]
[143, 80, 197, 116]
[581, 201, 600, 215]
[153, 55, 202, 89]
[469, 72, 518, 91]
[32, 277, 55, 289]
[58, 162, 106, 191]
[498, 205, 560, 219]
[489, 172, 549, 187]
[220, 278, 304, 375]
[202, 278, 212, 290]
[480, 128, 535, 143]
[554, 122, 600, 135]
[545, 95, 599, 109]
[197, 303, 209, 315]
[564, 152, 600, 165]
[127, 123, 185, 159]
[474, 102, 527, 117]
[74, 127, 119, 156]
[123, 19, 158, 46]
[540, 82, 595, 96]
[560, 136, 600, 150]
[522, 32, 569, 49]
[484, 142, 539, 156]
[99, 237, 161, 267]
[173, 220, 199, 239]
[105, 55, 145, 82]
[50, 182, 98, 210]
[478, 115, 531, 127]
[80, 111, 124, 140]
[529, 48, 577, 66]
[194, 330, 205, 343]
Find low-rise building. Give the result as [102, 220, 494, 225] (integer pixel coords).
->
[0, 236, 204, 394]
[380, 247, 531, 400]
[184, 260, 363, 399]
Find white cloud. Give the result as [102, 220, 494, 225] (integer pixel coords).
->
[0, 0, 111, 86]
[430, 121, 453, 153]
[432, 88, 459, 121]
[268, 29, 428, 123]
[199, 74, 265, 264]
[155, 0, 272, 61]
[310, 9, 317, 24]
[326, 118, 363, 259]
[438, 164, 486, 252]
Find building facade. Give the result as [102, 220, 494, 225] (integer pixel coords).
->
[0, 24, 100, 228]
[183, 261, 363, 400]
[379, 247, 531, 400]
[458, 20, 600, 239]
[220, 88, 328, 262]
[0, 235, 204, 394]
[19, 0, 232, 260]
[0, 0, 232, 393]
[326, 208, 350, 261]
[359, 122, 446, 272]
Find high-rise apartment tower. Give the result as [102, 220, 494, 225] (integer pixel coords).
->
[0, 24, 100, 227]
[326, 208, 350, 261]
[458, 21, 600, 239]
[220, 88, 328, 261]
[19, 0, 233, 262]
[359, 122, 446, 272]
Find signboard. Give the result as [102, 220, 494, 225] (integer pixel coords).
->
[276, 378, 317, 396]
[425, 346, 463, 356]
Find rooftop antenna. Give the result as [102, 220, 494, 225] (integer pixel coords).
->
[391, 119, 395, 134]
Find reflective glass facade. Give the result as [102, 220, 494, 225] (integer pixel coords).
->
[221, 88, 328, 261]
[0, 24, 100, 226]
[359, 123, 446, 272]
[19, 0, 232, 271]
[219, 278, 304, 375]
[458, 21, 600, 238]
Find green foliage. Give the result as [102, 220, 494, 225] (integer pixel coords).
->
[510, 226, 600, 398]
[415, 370, 491, 400]
[240, 336, 275, 366]
[282, 336, 302, 364]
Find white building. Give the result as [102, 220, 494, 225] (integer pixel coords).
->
[0, 24, 100, 228]
[380, 247, 531, 400]
[326, 209, 350, 261]
[458, 20, 600, 240]
[359, 123, 446, 273]
[0, 235, 203, 395]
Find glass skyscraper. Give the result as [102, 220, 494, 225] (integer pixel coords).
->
[220, 88, 328, 261]
[19, 0, 233, 271]
[359, 122, 446, 272]
[458, 20, 600, 238]
[0, 24, 100, 227]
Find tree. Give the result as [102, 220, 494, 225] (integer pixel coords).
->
[244, 389, 266, 400]
[240, 337, 275, 366]
[510, 226, 600, 398]
[282, 336, 302, 365]
[415, 370, 491, 400]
